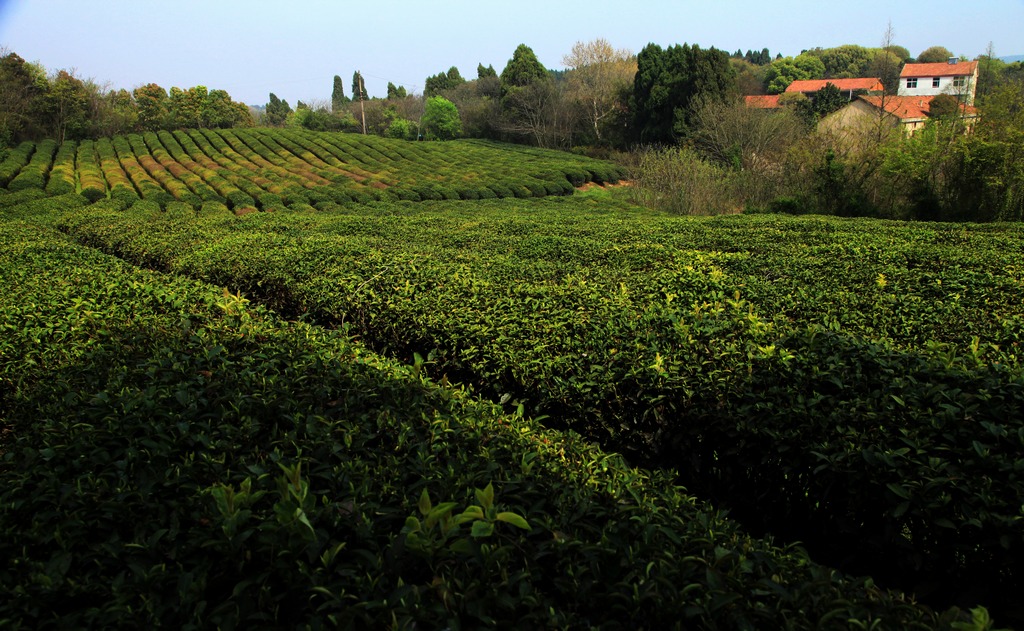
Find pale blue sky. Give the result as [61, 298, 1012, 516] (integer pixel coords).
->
[1, 0, 1021, 106]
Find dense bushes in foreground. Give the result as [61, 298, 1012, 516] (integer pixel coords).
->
[49, 197, 1024, 621]
[0, 212, 967, 628]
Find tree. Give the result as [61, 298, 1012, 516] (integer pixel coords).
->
[799, 83, 847, 123]
[93, 87, 139, 136]
[928, 94, 962, 119]
[351, 71, 368, 101]
[265, 92, 292, 126]
[501, 44, 548, 91]
[133, 83, 169, 131]
[814, 45, 874, 78]
[386, 82, 407, 100]
[562, 38, 636, 143]
[43, 69, 91, 142]
[331, 75, 347, 111]
[691, 95, 806, 171]
[630, 43, 736, 144]
[421, 96, 461, 140]
[424, 66, 465, 97]
[731, 58, 770, 96]
[477, 63, 497, 79]
[885, 44, 912, 63]
[0, 51, 46, 144]
[917, 46, 955, 63]
[765, 54, 826, 93]
[203, 88, 251, 128]
[169, 85, 207, 129]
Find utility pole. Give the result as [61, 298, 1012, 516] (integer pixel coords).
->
[358, 72, 367, 134]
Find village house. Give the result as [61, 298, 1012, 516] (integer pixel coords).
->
[820, 94, 979, 138]
[785, 77, 884, 99]
[744, 94, 782, 109]
[898, 59, 979, 105]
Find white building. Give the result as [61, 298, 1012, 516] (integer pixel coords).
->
[898, 59, 979, 105]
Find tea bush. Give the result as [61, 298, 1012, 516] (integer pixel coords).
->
[51, 198, 1024, 621]
[0, 213, 963, 629]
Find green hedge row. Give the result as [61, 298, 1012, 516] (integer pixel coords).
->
[144, 132, 223, 204]
[8, 139, 57, 192]
[171, 131, 255, 212]
[1, 213, 967, 628]
[43, 140, 77, 196]
[74, 140, 107, 202]
[95, 137, 139, 205]
[197, 129, 292, 196]
[0, 141, 35, 188]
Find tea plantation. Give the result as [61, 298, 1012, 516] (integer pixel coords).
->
[1, 132, 1022, 629]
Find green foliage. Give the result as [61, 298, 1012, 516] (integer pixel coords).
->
[765, 54, 827, 93]
[500, 44, 548, 90]
[0, 52, 46, 144]
[44, 139, 77, 195]
[133, 83, 169, 130]
[8, 139, 56, 192]
[630, 43, 736, 143]
[917, 46, 956, 63]
[422, 97, 462, 140]
[264, 92, 292, 127]
[424, 66, 466, 97]
[630, 145, 741, 214]
[331, 74, 347, 111]
[385, 82, 407, 100]
[351, 71, 368, 101]
[385, 117, 417, 140]
[799, 82, 849, 123]
[477, 63, 497, 79]
[811, 44, 876, 78]
[929, 94, 965, 120]
[0, 141, 35, 187]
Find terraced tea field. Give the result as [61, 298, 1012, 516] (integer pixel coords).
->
[0, 130, 624, 211]
[1, 133, 1022, 628]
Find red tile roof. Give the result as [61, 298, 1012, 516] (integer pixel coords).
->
[900, 61, 978, 78]
[786, 78, 884, 93]
[858, 95, 979, 120]
[744, 94, 782, 109]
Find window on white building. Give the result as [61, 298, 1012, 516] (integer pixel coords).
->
[932, 77, 940, 88]
[953, 76, 967, 88]
[907, 78, 918, 89]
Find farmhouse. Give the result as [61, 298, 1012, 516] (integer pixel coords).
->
[898, 59, 979, 105]
[820, 94, 979, 137]
[743, 94, 782, 109]
[785, 77, 884, 99]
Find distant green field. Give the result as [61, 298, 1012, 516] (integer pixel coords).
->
[0, 130, 625, 210]
[2, 136, 1022, 628]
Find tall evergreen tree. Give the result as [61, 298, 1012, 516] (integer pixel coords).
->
[265, 92, 292, 126]
[500, 44, 548, 91]
[477, 63, 497, 79]
[331, 75, 347, 111]
[424, 66, 465, 98]
[386, 82, 407, 100]
[351, 71, 367, 101]
[631, 43, 736, 144]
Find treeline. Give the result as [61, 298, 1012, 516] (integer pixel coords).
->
[0, 50, 253, 146]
